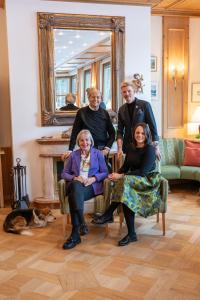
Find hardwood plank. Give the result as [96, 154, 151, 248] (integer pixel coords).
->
[0, 186, 199, 299]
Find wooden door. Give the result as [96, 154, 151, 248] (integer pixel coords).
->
[163, 17, 189, 138]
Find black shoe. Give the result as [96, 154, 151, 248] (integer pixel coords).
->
[79, 223, 89, 236]
[91, 214, 114, 225]
[63, 236, 81, 250]
[118, 234, 137, 246]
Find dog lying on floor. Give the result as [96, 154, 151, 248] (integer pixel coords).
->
[3, 208, 56, 235]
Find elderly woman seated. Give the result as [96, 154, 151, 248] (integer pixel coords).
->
[61, 129, 108, 250]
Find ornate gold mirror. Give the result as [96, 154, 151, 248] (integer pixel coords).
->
[38, 13, 125, 126]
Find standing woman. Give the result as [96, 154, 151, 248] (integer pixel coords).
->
[61, 129, 108, 250]
[92, 123, 163, 246]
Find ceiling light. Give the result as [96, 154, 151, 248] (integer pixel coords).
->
[68, 41, 73, 44]
[58, 31, 64, 36]
[75, 34, 80, 39]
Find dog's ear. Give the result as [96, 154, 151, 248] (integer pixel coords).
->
[33, 208, 41, 217]
[33, 209, 41, 224]
[40, 207, 51, 216]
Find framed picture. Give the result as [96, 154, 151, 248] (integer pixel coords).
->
[151, 81, 158, 101]
[151, 56, 157, 72]
[192, 82, 200, 103]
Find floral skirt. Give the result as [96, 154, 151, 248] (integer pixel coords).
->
[110, 172, 163, 218]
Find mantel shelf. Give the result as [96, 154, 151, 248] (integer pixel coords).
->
[36, 137, 70, 145]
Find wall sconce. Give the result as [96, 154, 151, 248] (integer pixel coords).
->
[169, 64, 185, 90]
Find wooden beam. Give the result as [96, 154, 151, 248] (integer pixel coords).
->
[44, 0, 155, 6]
[0, 0, 5, 9]
[152, 8, 200, 17]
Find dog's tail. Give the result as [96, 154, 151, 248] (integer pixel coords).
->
[19, 230, 34, 236]
[4, 227, 33, 236]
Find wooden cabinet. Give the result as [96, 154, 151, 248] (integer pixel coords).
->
[0, 150, 5, 207]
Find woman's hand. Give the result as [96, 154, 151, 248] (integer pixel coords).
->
[84, 176, 96, 186]
[73, 176, 85, 184]
[108, 172, 123, 181]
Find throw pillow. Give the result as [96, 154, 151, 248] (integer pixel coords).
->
[183, 147, 200, 167]
[185, 140, 200, 148]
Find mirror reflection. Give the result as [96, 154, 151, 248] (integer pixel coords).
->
[54, 29, 112, 111]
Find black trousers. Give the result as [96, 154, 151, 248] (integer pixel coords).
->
[66, 181, 95, 227]
[103, 202, 136, 237]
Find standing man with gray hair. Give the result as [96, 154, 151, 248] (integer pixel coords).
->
[62, 87, 115, 160]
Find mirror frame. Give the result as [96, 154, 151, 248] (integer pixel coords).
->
[38, 12, 125, 126]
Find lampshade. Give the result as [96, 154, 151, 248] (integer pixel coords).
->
[191, 106, 200, 123]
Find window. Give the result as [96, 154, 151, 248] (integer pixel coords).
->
[102, 62, 111, 109]
[71, 76, 77, 95]
[83, 69, 91, 104]
[55, 77, 70, 109]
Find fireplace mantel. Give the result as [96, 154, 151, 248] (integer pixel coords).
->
[36, 137, 70, 145]
[34, 137, 70, 207]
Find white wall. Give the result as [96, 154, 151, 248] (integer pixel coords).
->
[5, 0, 151, 200]
[151, 16, 162, 136]
[188, 18, 200, 134]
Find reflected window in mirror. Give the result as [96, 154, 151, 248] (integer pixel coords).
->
[102, 62, 111, 109]
[55, 77, 70, 109]
[71, 76, 77, 95]
[83, 68, 91, 104]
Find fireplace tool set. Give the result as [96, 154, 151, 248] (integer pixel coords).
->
[11, 158, 29, 209]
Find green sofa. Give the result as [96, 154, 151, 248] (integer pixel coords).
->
[159, 138, 200, 184]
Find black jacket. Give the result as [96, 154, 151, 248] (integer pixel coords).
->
[117, 98, 159, 153]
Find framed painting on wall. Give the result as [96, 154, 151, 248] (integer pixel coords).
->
[151, 81, 158, 101]
[192, 82, 200, 103]
[151, 56, 157, 72]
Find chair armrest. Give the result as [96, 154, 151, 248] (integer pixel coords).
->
[95, 178, 112, 214]
[159, 178, 168, 213]
[58, 179, 69, 214]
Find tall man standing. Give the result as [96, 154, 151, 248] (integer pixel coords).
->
[117, 81, 161, 159]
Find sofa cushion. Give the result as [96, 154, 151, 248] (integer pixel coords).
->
[183, 147, 200, 167]
[159, 139, 181, 166]
[161, 165, 181, 180]
[180, 166, 200, 182]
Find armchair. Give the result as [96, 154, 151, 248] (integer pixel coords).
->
[58, 178, 112, 235]
[117, 177, 168, 235]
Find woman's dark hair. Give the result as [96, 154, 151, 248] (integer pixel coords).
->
[132, 122, 152, 146]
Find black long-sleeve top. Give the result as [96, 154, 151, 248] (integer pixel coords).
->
[69, 106, 115, 151]
[118, 144, 156, 176]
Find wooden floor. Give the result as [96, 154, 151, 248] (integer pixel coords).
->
[0, 186, 200, 300]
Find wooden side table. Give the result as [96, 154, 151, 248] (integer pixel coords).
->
[0, 150, 5, 208]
